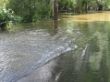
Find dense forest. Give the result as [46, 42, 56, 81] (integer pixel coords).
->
[0, 0, 110, 23]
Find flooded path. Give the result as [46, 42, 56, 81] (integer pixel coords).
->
[1, 12, 110, 82]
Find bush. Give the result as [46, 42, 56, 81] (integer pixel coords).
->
[0, 8, 22, 23]
[0, 8, 12, 22]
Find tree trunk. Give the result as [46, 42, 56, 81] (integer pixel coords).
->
[54, 0, 58, 20]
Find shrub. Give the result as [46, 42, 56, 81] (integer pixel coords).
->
[0, 8, 22, 23]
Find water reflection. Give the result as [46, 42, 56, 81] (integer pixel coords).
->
[57, 21, 110, 82]
[17, 21, 110, 82]
[53, 20, 58, 32]
[61, 12, 110, 22]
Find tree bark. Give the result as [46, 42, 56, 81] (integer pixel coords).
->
[54, 0, 58, 20]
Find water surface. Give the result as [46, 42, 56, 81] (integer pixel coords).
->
[1, 12, 110, 82]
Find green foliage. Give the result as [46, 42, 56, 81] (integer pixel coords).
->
[59, 0, 110, 13]
[0, 8, 14, 22]
[7, 0, 52, 22]
[4, 0, 110, 22]
[32, 0, 52, 21]
[0, 0, 9, 8]
[0, 8, 22, 23]
[59, 0, 76, 11]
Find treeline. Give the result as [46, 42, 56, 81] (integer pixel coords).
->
[59, 0, 110, 13]
[7, 0, 52, 22]
[0, 0, 52, 23]
[0, 0, 110, 23]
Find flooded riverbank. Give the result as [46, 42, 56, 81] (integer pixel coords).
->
[1, 12, 110, 82]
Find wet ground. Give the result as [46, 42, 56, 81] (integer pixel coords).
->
[1, 12, 110, 82]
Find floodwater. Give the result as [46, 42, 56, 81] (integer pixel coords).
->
[1, 12, 110, 82]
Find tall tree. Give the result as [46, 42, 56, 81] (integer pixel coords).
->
[54, 0, 58, 20]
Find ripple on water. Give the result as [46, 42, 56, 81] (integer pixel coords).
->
[0, 29, 75, 82]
